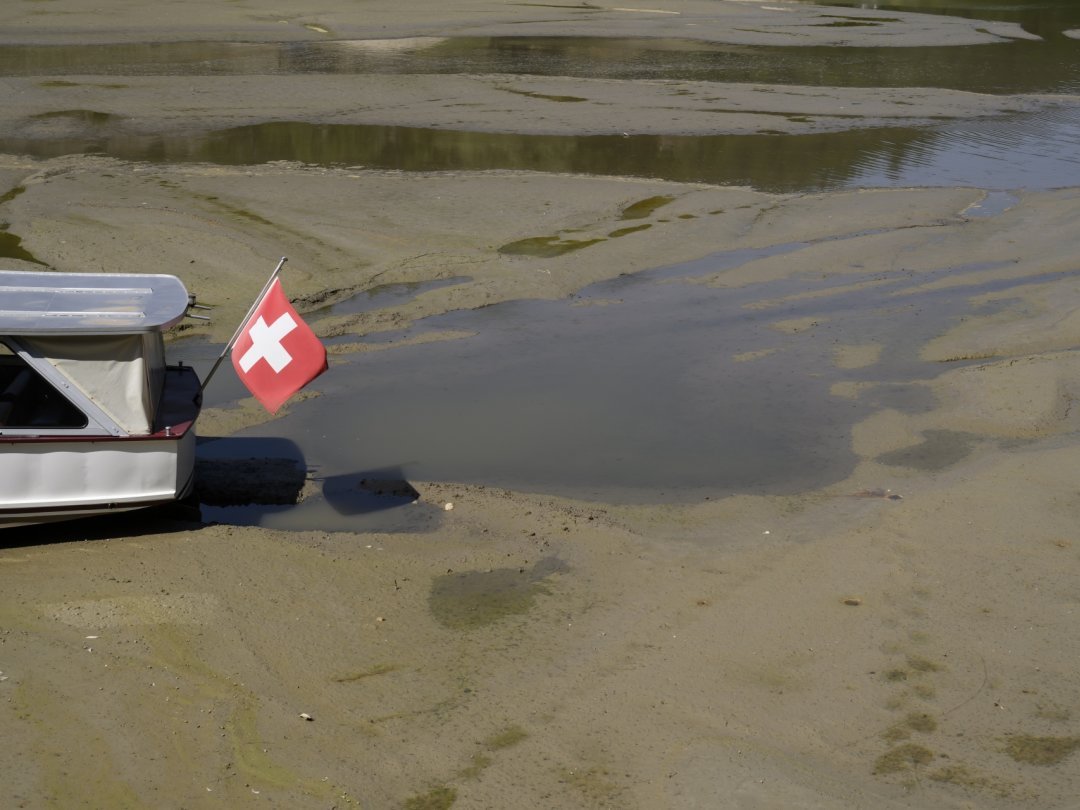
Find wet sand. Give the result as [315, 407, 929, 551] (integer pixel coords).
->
[4, 2, 1080, 808]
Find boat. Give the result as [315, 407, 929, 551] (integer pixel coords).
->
[0, 269, 202, 527]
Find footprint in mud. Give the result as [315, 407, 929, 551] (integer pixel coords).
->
[872, 651, 1016, 796]
[405, 724, 531, 807]
[873, 654, 946, 779]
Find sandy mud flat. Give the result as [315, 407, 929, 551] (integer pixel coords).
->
[3, 1, 1080, 808]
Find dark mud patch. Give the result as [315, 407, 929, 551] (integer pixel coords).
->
[874, 743, 935, 774]
[1002, 734, 1080, 766]
[429, 556, 567, 629]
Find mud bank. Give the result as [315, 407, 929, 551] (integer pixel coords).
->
[3, 1, 1080, 808]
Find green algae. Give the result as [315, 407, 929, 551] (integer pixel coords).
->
[404, 786, 457, 809]
[608, 223, 652, 238]
[429, 557, 566, 629]
[619, 195, 674, 220]
[884, 711, 938, 742]
[429, 567, 550, 628]
[227, 700, 300, 790]
[458, 753, 492, 780]
[498, 235, 605, 257]
[485, 725, 528, 749]
[907, 655, 944, 673]
[1002, 734, 1080, 766]
[929, 764, 1012, 797]
[0, 227, 45, 265]
[11, 679, 143, 809]
[874, 743, 934, 774]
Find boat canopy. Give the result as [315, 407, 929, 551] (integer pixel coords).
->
[0, 270, 191, 334]
[0, 270, 192, 435]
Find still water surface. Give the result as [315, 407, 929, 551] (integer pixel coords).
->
[192, 240, 1075, 528]
[8, 110, 1078, 193]
[1, 2, 1078, 192]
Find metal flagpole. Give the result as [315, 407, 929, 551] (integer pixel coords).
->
[196, 256, 287, 398]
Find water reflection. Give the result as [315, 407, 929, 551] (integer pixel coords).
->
[1, 33, 1077, 95]
[3, 6, 1078, 192]
[848, 105, 1080, 188]
[802, 0, 1080, 40]
[4, 110, 1078, 192]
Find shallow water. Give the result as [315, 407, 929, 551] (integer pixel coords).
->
[7, 109, 1078, 193]
[182, 234, 1078, 529]
[806, 0, 1080, 40]
[1, 1, 1078, 192]
[1, 31, 1077, 94]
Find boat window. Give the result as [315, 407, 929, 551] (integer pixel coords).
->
[0, 347, 88, 429]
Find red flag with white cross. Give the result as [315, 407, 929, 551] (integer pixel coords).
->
[230, 277, 327, 413]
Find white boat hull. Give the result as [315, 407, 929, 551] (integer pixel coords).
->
[0, 430, 196, 528]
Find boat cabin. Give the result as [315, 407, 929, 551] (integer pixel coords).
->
[0, 270, 202, 526]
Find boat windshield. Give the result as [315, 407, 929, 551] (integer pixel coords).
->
[0, 344, 88, 430]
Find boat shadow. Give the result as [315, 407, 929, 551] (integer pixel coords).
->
[0, 439, 439, 546]
[0, 500, 204, 548]
[195, 436, 440, 533]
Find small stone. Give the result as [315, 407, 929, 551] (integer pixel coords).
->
[300, 712, 314, 721]
[842, 597, 863, 607]
[444, 502, 454, 511]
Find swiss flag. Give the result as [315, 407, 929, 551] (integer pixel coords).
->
[230, 278, 327, 413]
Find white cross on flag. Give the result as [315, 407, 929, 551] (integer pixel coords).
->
[231, 278, 327, 413]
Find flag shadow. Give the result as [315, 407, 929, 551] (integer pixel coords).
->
[284, 467, 442, 533]
[320, 468, 420, 516]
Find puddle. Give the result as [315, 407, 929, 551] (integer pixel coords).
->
[217, 245, 1078, 505]
[962, 191, 1020, 218]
